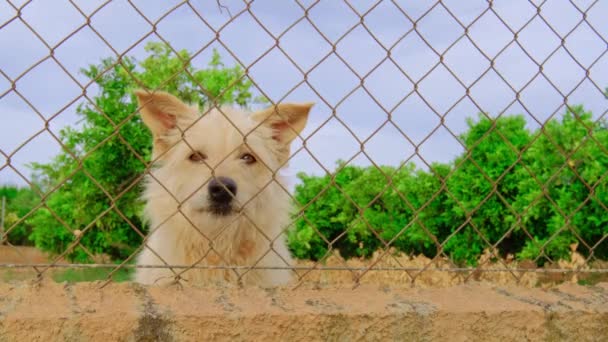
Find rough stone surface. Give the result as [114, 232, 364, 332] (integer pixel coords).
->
[0, 280, 606, 341]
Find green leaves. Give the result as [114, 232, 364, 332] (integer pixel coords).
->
[288, 109, 608, 266]
[0, 186, 39, 245]
[288, 163, 446, 261]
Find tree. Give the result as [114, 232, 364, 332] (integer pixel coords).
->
[27, 42, 261, 262]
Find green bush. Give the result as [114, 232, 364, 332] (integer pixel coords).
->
[288, 108, 608, 266]
[0, 186, 39, 245]
[442, 114, 532, 264]
[514, 106, 608, 262]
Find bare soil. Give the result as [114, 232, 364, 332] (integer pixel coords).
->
[0, 245, 57, 263]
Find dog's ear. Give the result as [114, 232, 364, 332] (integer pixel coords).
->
[251, 103, 314, 145]
[135, 89, 197, 157]
[134, 89, 195, 137]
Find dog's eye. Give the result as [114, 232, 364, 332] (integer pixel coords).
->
[188, 152, 207, 163]
[240, 153, 256, 164]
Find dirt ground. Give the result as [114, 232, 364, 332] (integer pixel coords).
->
[295, 247, 608, 288]
[0, 245, 606, 287]
[0, 245, 70, 264]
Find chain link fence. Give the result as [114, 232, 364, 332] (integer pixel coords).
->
[1, 0, 607, 287]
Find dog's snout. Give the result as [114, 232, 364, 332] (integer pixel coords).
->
[208, 177, 237, 204]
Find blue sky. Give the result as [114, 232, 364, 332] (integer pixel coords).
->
[1, 0, 607, 186]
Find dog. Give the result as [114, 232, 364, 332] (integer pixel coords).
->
[132, 90, 313, 287]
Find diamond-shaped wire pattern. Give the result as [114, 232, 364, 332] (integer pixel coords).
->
[0, 0, 607, 287]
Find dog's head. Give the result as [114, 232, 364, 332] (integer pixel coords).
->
[135, 90, 313, 220]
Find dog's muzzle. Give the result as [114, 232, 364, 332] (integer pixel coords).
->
[207, 177, 237, 215]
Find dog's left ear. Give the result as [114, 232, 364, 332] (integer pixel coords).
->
[251, 103, 314, 146]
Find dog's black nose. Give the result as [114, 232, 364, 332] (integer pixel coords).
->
[208, 177, 237, 204]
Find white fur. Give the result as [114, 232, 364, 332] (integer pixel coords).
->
[133, 91, 312, 287]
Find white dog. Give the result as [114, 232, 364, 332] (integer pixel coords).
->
[133, 90, 312, 287]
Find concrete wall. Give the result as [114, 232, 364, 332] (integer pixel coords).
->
[0, 280, 606, 341]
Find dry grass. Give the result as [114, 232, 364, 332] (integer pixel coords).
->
[0, 245, 606, 287]
[295, 246, 608, 288]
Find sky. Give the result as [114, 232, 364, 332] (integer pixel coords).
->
[1, 0, 607, 186]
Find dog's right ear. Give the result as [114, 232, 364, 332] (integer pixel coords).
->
[135, 90, 197, 157]
[134, 89, 195, 137]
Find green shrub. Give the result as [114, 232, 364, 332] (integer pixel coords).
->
[514, 106, 608, 262]
[288, 108, 608, 266]
[0, 186, 39, 245]
[442, 114, 532, 264]
[288, 162, 452, 261]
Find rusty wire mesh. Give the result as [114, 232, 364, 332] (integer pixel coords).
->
[0, 0, 607, 287]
